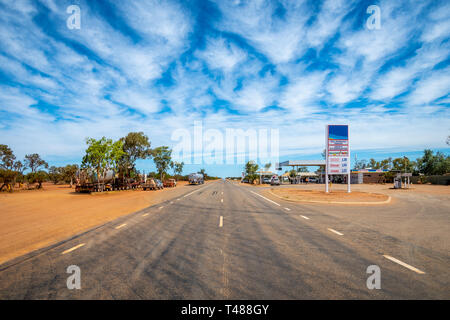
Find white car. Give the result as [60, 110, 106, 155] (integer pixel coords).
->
[270, 177, 280, 185]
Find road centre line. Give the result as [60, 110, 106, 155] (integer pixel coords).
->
[300, 215, 310, 220]
[284, 208, 291, 211]
[221, 198, 223, 203]
[249, 190, 281, 206]
[115, 223, 127, 230]
[142, 213, 149, 217]
[159, 206, 164, 209]
[62, 243, 85, 255]
[219, 216, 223, 228]
[327, 228, 344, 236]
[383, 255, 425, 274]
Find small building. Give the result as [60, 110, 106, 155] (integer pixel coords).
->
[351, 169, 389, 184]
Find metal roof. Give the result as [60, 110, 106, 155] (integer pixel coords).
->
[279, 160, 326, 167]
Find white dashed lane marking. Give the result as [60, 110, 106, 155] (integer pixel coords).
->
[327, 228, 344, 236]
[115, 223, 127, 230]
[250, 191, 281, 206]
[61, 243, 85, 255]
[383, 255, 425, 274]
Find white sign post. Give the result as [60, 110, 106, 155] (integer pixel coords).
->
[325, 125, 351, 193]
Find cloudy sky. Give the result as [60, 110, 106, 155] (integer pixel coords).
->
[0, 0, 449, 177]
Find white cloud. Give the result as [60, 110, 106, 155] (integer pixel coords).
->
[196, 37, 247, 72]
[406, 67, 450, 105]
[279, 72, 328, 115]
[213, 0, 310, 64]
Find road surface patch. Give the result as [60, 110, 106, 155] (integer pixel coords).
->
[383, 255, 425, 274]
[61, 243, 85, 255]
[183, 185, 209, 198]
[327, 228, 344, 236]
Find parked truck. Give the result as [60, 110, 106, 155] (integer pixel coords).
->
[76, 169, 142, 192]
[189, 173, 204, 185]
[163, 179, 177, 187]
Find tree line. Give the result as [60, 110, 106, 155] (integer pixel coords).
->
[1, 131, 217, 192]
[0, 147, 53, 191]
[354, 149, 449, 175]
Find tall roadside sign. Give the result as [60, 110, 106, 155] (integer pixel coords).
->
[325, 125, 350, 193]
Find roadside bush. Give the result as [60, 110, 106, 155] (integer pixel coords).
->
[26, 171, 48, 189]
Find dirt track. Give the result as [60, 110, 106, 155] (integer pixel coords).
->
[0, 181, 196, 264]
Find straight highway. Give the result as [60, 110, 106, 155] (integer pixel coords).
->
[0, 180, 448, 299]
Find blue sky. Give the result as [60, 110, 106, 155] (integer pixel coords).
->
[0, 0, 449, 177]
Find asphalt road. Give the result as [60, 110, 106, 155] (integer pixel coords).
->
[0, 180, 448, 299]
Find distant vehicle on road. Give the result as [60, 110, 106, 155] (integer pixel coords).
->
[154, 179, 164, 189]
[189, 173, 204, 185]
[270, 176, 280, 186]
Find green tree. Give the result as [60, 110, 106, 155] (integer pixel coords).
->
[62, 164, 79, 187]
[172, 161, 184, 180]
[392, 156, 416, 173]
[0, 144, 16, 170]
[297, 166, 309, 172]
[120, 132, 152, 177]
[354, 159, 368, 170]
[264, 162, 271, 171]
[0, 145, 21, 191]
[368, 158, 380, 169]
[379, 157, 392, 170]
[82, 137, 112, 192]
[289, 169, 297, 178]
[48, 166, 63, 184]
[416, 149, 449, 175]
[244, 161, 259, 183]
[24, 153, 48, 173]
[152, 146, 172, 182]
[199, 168, 207, 179]
[26, 170, 48, 189]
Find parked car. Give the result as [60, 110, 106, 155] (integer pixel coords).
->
[154, 179, 164, 189]
[141, 178, 157, 190]
[308, 177, 318, 183]
[163, 179, 177, 187]
[270, 177, 280, 186]
[263, 177, 271, 184]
